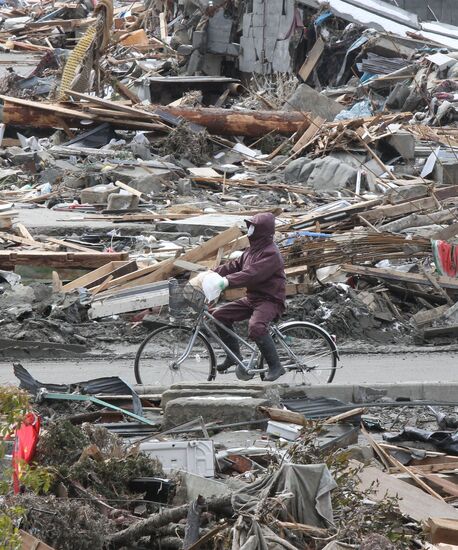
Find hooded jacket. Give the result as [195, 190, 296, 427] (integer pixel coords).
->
[214, 212, 286, 307]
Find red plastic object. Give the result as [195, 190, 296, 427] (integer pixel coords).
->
[12, 412, 41, 494]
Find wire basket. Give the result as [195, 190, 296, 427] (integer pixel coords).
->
[168, 279, 206, 320]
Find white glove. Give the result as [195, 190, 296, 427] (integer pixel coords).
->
[202, 272, 228, 301]
[189, 271, 207, 289]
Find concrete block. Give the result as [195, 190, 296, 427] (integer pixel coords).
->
[62, 175, 88, 190]
[285, 156, 357, 191]
[389, 184, 428, 204]
[161, 387, 276, 408]
[162, 396, 272, 429]
[187, 50, 203, 75]
[7, 148, 36, 165]
[284, 84, 344, 121]
[173, 472, 230, 505]
[386, 132, 415, 160]
[80, 183, 117, 205]
[107, 193, 139, 211]
[433, 161, 458, 186]
[192, 30, 207, 52]
[176, 178, 192, 195]
[162, 381, 281, 408]
[128, 174, 167, 195]
[109, 166, 171, 185]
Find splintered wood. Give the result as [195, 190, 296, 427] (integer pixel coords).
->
[282, 232, 431, 270]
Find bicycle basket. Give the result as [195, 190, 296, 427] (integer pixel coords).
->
[168, 279, 206, 319]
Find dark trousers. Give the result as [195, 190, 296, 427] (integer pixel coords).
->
[212, 298, 283, 341]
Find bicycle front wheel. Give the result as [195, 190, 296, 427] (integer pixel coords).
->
[134, 325, 216, 386]
[263, 321, 338, 385]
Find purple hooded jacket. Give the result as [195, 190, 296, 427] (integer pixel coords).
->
[214, 213, 286, 307]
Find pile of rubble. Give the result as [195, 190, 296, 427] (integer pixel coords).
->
[3, 365, 458, 548]
[2, 0, 458, 545]
[0, 0, 456, 349]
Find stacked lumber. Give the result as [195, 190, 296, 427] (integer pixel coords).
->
[282, 232, 431, 270]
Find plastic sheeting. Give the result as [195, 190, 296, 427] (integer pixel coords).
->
[385, 426, 458, 455]
[231, 463, 337, 550]
[13, 363, 144, 417]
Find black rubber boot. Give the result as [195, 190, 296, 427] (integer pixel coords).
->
[216, 325, 242, 373]
[256, 334, 285, 382]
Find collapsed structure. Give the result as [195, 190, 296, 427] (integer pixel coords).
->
[1, 0, 458, 548]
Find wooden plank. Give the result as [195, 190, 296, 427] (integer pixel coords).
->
[64, 90, 161, 121]
[324, 407, 365, 425]
[427, 518, 458, 545]
[61, 261, 127, 292]
[285, 265, 309, 277]
[89, 282, 169, 319]
[173, 259, 207, 272]
[20, 530, 55, 550]
[361, 426, 444, 501]
[361, 196, 437, 222]
[298, 37, 325, 82]
[421, 473, 458, 497]
[44, 236, 101, 254]
[0, 94, 94, 120]
[356, 463, 458, 522]
[423, 325, 458, 339]
[412, 305, 450, 327]
[117, 226, 242, 289]
[92, 275, 113, 297]
[52, 271, 62, 292]
[0, 251, 128, 269]
[114, 180, 146, 200]
[292, 116, 325, 154]
[15, 223, 34, 241]
[342, 264, 458, 291]
[224, 282, 311, 301]
[422, 268, 454, 306]
[0, 231, 55, 250]
[289, 199, 382, 229]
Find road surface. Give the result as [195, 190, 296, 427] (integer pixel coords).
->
[1, 351, 457, 387]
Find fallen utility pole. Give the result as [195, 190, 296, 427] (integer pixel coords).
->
[0, 95, 309, 137]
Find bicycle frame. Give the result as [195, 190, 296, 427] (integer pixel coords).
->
[173, 307, 265, 374]
[171, 308, 338, 377]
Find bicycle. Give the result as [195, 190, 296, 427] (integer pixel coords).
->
[134, 279, 340, 387]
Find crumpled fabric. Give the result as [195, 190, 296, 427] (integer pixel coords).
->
[432, 239, 458, 277]
[230, 463, 337, 550]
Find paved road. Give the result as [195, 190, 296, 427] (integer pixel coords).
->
[2, 351, 458, 387]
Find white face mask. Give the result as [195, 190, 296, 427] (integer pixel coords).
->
[247, 224, 255, 237]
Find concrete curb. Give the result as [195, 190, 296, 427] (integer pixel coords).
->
[136, 381, 458, 403]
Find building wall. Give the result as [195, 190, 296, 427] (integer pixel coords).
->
[386, 0, 458, 26]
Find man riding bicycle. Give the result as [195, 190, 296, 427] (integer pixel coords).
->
[211, 212, 286, 382]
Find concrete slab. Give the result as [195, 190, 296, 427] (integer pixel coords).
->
[156, 213, 247, 235]
[163, 395, 271, 429]
[284, 84, 344, 121]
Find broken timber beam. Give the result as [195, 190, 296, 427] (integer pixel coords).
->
[342, 264, 458, 291]
[0, 251, 128, 270]
[161, 106, 308, 136]
[0, 96, 309, 137]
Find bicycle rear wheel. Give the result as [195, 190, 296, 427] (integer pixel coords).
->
[261, 321, 338, 385]
[134, 325, 216, 386]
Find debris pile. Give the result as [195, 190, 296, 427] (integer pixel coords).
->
[3, 366, 458, 548]
[1, 0, 458, 546]
[0, 0, 456, 348]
